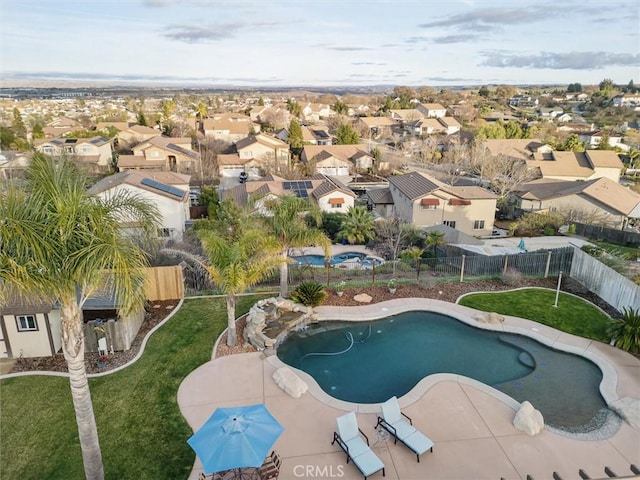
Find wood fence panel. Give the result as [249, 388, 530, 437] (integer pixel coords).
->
[569, 248, 640, 312]
[145, 266, 184, 301]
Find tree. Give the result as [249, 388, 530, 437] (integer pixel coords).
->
[476, 121, 506, 140]
[335, 122, 360, 145]
[31, 122, 45, 139]
[196, 225, 282, 345]
[401, 246, 425, 280]
[259, 196, 331, 298]
[258, 96, 265, 106]
[333, 99, 348, 116]
[195, 101, 208, 120]
[478, 86, 491, 98]
[12, 108, 27, 139]
[337, 206, 375, 245]
[567, 83, 583, 93]
[287, 118, 304, 150]
[607, 307, 640, 354]
[0, 153, 160, 480]
[374, 217, 422, 274]
[425, 230, 446, 257]
[0, 125, 16, 150]
[559, 134, 585, 152]
[286, 99, 302, 118]
[599, 78, 614, 97]
[504, 120, 524, 139]
[483, 154, 538, 202]
[137, 111, 148, 126]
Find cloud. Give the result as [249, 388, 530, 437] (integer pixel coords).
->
[352, 62, 387, 66]
[326, 46, 373, 51]
[5, 71, 219, 82]
[163, 23, 242, 42]
[431, 34, 482, 44]
[481, 51, 640, 70]
[418, 4, 595, 32]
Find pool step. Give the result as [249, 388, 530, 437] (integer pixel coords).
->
[518, 351, 536, 368]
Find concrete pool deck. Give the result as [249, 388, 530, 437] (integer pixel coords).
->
[179, 300, 640, 480]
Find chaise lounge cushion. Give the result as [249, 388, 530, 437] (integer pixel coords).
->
[335, 412, 385, 478]
[379, 397, 433, 458]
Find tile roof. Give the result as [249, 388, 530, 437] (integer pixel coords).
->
[87, 171, 189, 201]
[116, 155, 163, 168]
[584, 150, 624, 169]
[483, 139, 548, 160]
[439, 185, 498, 199]
[366, 187, 394, 204]
[302, 144, 369, 162]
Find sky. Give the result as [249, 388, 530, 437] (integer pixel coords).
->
[2, 0, 639, 88]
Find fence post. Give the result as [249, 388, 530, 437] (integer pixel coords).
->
[325, 260, 330, 287]
[460, 255, 465, 282]
[544, 250, 552, 278]
[503, 255, 509, 274]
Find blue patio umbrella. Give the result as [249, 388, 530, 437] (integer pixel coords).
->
[518, 238, 526, 251]
[187, 404, 284, 475]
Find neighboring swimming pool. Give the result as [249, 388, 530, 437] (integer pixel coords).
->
[276, 312, 610, 432]
[292, 252, 384, 268]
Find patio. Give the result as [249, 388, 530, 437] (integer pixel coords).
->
[178, 300, 640, 480]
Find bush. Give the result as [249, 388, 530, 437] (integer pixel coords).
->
[501, 268, 522, 286]
[290, 280, 326, 307]
[607, 307, 640, 354]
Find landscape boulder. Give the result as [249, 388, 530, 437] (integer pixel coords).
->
[273, 367, 308, 398]
[353, 293, 373, 304]
[513, 401, 544, 435]
[476, 312, 504, 324]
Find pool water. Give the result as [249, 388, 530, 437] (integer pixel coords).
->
[292, 252, 383, 268]
[277, 312, 608, 432]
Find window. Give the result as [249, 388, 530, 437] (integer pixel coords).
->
[158, 228, 174, 238]
[443, 220, 456, 229]
[331, 203, 342, 209]
[421, 204, 437, 210]
[473, 220, 485, 230]
[17, 315, 37, 332]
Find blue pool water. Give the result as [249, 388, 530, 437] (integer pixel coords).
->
[277, 312, 609, 431]
[292, 252, 383, 268]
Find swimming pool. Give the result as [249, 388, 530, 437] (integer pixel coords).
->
[292, 252, 384, 268]
[277, 312, 610, 432]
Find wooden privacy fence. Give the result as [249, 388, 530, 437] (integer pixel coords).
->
[145, 265, 184, 301]
[570, 247, 640, 312]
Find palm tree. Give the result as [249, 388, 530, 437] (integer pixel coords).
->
[164, 224, 284, 346]
[338, 206, 376, 245]
[401, 246, 425, 280]
[607, 307, 640, 354]
[259, 196, 331, 298]
[0, 154, 159, 480]
[425, 230, 446, 257]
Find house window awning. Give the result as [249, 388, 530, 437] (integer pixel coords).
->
[329, 197, 344, 205]
[449, 198, 471, 206]
[420, 198, 440, 206]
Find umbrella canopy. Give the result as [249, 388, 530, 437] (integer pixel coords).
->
[188, 404, 284, 474]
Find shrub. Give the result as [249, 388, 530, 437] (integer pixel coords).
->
[607, 307, 640, 354]
[501, 268, 522, 286]
[543, 226, 555, 236]
[567, 224, 576, 234]
[290, 281, 326, 307]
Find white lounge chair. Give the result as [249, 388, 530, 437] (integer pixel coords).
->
[332, 412, 385, 479]
[375, 396, 434, 462]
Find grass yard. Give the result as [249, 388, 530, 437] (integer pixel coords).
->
[0, 294, 268, 480]
[458, 288, 612, 342]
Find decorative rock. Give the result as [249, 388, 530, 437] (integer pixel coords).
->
[476, 312, 504, 324]
[610, 397, 640, 429]
[354, 293, 373, 304]
[273, 367, 308, 398]
[243, 297, 314, 350]
[513, 401, 544, 435]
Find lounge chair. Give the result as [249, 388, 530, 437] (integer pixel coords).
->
[375, 396, 434, 462]
[332, 412, 385, 479]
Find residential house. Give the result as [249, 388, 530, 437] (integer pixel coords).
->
[96, 121, 132, 132]
[301, 144, 373, 176]
[416, 103, 447, 118]
[235, 134, 290, 173]
[201, 113, 260, 143]
[117, 124, 161, 147]
[119, 136, 199, 174]
[88, 170, 191, 241]
[221, 173, 356, 215]
[347, 104, 372, 116]
[217, 153, 263, 179]
[512, 177, 640, 229]
[613, 94, 640, 109]
[42, 117, 81, 138]
[390, 109, 424, 123]
[556, 113, 573, 123]
[528, 150, 624, 182]
[35, 136, 113, 172]
[302, 103, 332, 122]
[0, 152, 31, 181]
[508, 95, 539, 108]
[385, 171, 498, 236]
[366, 187, 395, 218]
[407, 117, 461, 136]
[249, 106, 291, 129]
[358, 116, 400, 139]
[537, 107, 564, 120]
[276, 126, 332, 145]
[482, 138, 552, 162]
[577, 131, 623, 149]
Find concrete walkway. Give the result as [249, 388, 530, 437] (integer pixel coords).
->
[178, 300, 640, 480]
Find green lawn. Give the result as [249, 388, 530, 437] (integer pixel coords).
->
[458, 288, 612, 342]
[0, 294, 268, 480]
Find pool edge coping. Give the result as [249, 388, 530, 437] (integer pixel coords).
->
[270, 297, 636, 420]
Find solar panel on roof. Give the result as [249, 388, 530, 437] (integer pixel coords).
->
[283, 181, 292, 189]
[140, 178, 185, 198]
[305, 181, 313, 188]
